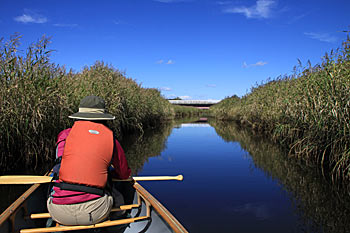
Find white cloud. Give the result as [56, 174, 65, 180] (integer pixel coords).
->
[154, 0, 190, 3]
[160, 87, 172, 91]
[179, 95, 191, 100]
[166, 59, 174, 65]
[166, 94, 177, 99]
[113, 20, 129, 25]
[156, 59, 175, 64]
[254, 61, 268, 66]
[224, 0, 275, 19]
[206, 84, 217, 88]
[288, 13, 308, 24]
[14, 13, 47, 24]
[304, 32, 337, 43]
[243, 61, 268, 68]
[216, 1, 231, 5]
[53, 23, 78, 28]
[154, 0, 175, 2]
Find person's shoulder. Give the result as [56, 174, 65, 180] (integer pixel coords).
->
[57, 128, 72, 141]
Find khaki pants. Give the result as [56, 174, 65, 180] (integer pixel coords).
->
[47, 195, 113, 225]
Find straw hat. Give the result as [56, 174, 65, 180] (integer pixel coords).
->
[69, 96, 115, 120]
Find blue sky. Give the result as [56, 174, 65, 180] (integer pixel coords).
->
[1, 0, 349, 100]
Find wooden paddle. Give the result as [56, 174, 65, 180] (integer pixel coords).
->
[0, 175, 183, 184]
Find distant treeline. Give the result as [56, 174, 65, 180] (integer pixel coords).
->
[211, 36, 350, 184]
[0, 34, 203, 171]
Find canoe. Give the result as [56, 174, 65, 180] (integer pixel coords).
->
[0, 180, 188, 233]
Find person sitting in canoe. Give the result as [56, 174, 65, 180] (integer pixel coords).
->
[47, 95, 132, 226]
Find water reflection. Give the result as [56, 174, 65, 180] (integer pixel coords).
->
[231, 203, 270, 220]
[2, 118, 350, 233]
[121, 121, 174, 174]
[211, 120, 350, 233]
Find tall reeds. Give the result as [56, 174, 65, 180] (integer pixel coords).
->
[60, 61, 175, 135]
[211, 36, 350, 184]
[172, 105, 210, 118]
[0, 34, 67, 169]
[0, 34, 175, 172]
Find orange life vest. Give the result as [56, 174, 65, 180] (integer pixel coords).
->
[59, 121, 114, 188]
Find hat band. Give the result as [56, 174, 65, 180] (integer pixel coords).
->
[79, 107, 105, 114]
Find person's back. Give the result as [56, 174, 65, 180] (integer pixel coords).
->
[59, 121, 113, 189]
[47, 96, 131, 226]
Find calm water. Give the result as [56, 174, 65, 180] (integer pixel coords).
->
[1, 120, 350, 232]
[130, 121, 350, 233]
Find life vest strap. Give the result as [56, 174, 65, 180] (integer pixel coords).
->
[54, 182, 105, 196]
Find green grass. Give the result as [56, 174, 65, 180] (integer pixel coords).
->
[172, 105, 210, 118]
[211, 36, 350, 184]
[0, 34, 182, 171]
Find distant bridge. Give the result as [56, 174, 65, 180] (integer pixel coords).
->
[168, 100, 220, 109]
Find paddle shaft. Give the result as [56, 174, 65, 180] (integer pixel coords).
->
[118, 175, 183, 182]
[0, 175, 183, 184]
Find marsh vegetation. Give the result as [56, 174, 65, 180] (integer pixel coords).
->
[211, 37, 350, 185]
[1, 33, 349, 193]
[0, 34, 176, 171]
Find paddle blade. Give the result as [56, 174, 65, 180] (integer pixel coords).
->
[0, 175, 53, 184]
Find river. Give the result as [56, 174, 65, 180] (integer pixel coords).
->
[1, 118, 350, 232]
[124, 119, 350, 233]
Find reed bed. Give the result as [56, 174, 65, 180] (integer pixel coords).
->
[211, 36, 350, 184]
[0, 34, 176, 172]
[172, 105, 210, 118]
[0, 35, 67, 170]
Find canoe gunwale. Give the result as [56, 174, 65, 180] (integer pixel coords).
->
[0, 183, 40, 228]
[133, 182, 188, 233]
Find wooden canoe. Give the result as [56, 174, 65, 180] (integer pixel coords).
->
[0, 180, 188, 233]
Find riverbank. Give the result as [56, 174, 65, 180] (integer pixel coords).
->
[0, 35, 178, 171]
[210, 120, 350, 232]
[210, 37, 350, 184]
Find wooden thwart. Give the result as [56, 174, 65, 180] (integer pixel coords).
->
[20, 216, 149, 233]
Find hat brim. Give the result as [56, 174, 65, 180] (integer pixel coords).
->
[69, 112, 115, 120]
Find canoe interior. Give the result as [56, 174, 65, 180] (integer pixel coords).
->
[0, 183, 48, 233]
[0, 182, 187, 233]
